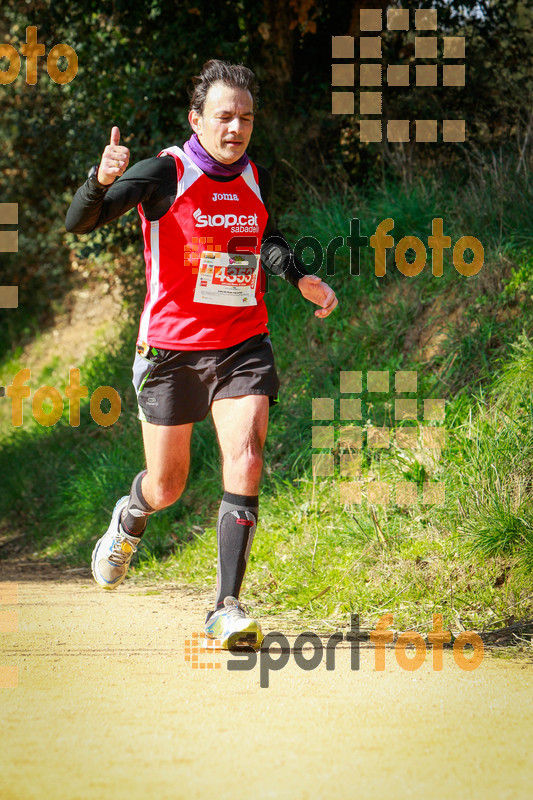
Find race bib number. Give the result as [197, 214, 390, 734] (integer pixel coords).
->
[193, 252, 259, 306]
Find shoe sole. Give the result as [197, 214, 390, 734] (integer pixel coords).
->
[203, 630, 263, 652]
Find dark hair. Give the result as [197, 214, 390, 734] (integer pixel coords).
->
[189, 59, 259, 116]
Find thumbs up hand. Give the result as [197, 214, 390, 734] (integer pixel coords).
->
[97, 126, 130, 185]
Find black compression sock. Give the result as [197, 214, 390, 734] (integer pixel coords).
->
[120, 470, 156, 537]
[215, 491, 258, 609]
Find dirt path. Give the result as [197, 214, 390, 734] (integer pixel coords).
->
[1, 577, 532, 800]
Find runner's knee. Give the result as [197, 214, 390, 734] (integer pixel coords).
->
[225, 450, 263, 481]
[144, 474, 187, 509]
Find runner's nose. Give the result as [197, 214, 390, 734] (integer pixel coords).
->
[227, 116, 243, 137]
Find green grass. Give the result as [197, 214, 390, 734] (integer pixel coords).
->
[139, 327, 533, 630]
[1, 160, 533, 634]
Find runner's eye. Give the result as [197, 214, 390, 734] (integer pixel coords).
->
[218, 116, 253, 122]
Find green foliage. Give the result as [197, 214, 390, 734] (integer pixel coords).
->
[1, 0, 533, 627]
[2, 0, 533, 353]
[0, 0, 353, 349]
[441, 334, 533, 567]
[1, 156, 533, 629]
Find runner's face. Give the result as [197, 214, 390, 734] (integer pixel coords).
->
[190, 83, 254, 164]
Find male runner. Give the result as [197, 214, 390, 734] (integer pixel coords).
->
[65, 59, 337, 651]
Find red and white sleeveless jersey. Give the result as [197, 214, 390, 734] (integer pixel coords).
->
[136, 146, 270, 350]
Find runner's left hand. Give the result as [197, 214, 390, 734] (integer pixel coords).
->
[297, 275, 338, 318]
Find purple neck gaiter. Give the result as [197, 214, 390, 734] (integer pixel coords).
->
[183, 133, 249, 176]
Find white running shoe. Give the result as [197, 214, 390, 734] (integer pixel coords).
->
[91, 496, 141, 590]
[203, 596, 264, 651]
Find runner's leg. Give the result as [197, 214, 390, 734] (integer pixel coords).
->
[212, 395, 269, 494]
[210, 395, 269, 608]
[138, 419, 194, 511]
[92, 408, 194, 590]
[120, 420, 193, 536]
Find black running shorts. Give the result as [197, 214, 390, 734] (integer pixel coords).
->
[132, 333, 280, 426]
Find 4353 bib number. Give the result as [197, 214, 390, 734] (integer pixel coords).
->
[193, 252, 259, 306]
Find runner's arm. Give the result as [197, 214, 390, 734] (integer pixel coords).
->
[256, 165, 311, 290]
[65, 156, 176, 234]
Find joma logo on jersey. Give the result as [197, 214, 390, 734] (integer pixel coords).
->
[193, 208, 258, 229]
[212, 192, 239, 202]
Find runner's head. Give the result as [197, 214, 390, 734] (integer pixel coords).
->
[188, 59, 258, 165]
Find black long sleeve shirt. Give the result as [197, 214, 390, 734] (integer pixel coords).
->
[65, 153, 310, 289]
